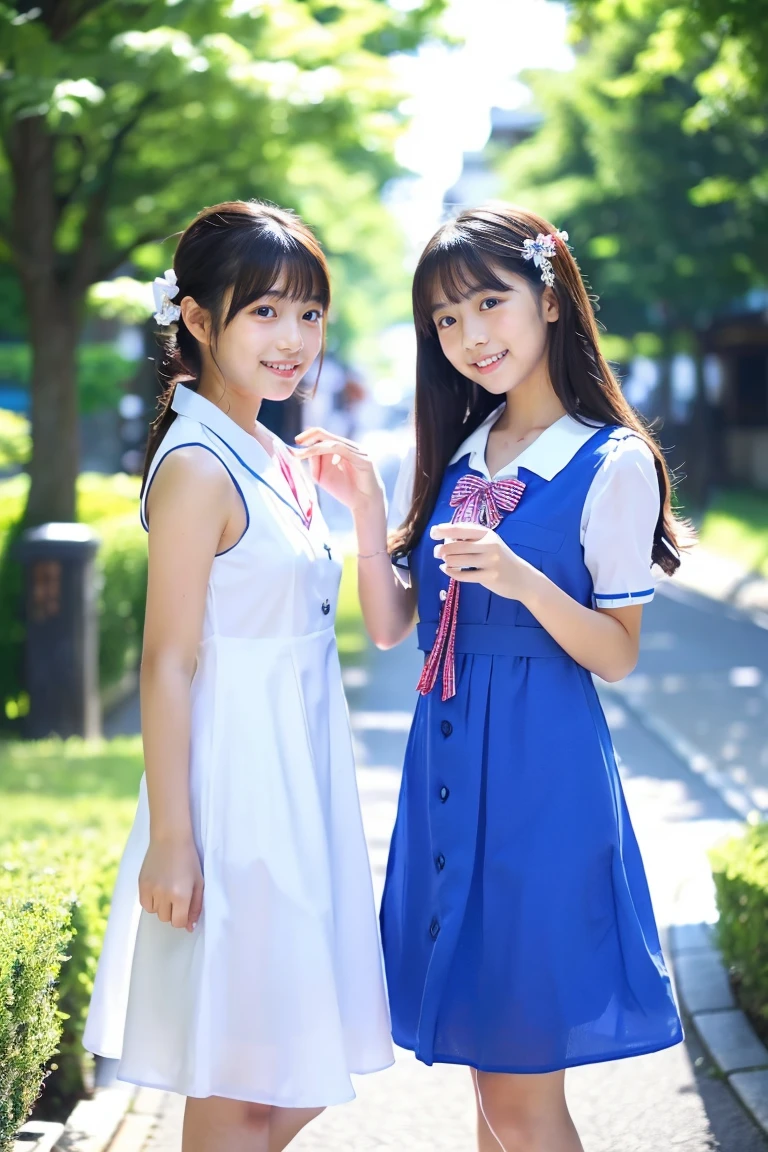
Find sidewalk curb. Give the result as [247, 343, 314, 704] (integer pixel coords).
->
[669, 923, 768, 1138]
[601, 664, 768, 1140]
[53, 1085, 137, 1152]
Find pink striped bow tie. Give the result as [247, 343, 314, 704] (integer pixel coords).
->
[449, 474, 526, 528]
[417, 473, 526, 702]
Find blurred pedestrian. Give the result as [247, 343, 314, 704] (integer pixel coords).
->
[295, 204, 688, 1152]
[83, 200, 393, 1152]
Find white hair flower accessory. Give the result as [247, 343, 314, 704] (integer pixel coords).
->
[522, 230, 569, 287]
[152, 269, 181, 326]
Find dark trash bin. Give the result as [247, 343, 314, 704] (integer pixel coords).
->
[16, 523, 101, 739]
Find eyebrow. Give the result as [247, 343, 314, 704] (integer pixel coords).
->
[430, 284, 514, 316]
[257, 290, 325, 305]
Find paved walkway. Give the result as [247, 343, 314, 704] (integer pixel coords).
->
[108, 603, 767, 1151]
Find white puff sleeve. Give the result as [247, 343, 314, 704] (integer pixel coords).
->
[580, 434, 660, 609]
[388, 446, 416, 531]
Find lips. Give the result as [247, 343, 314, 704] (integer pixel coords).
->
[262, 360, 300, 376]
[471, 349, 509, 375]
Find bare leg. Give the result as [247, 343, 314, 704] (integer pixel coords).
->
[182, 1098, 324, 1152]
[476, 1070, 584, 1152]
[268, 1107, 325, 1151]
[182, 1097, 271, 1152]
[471, 1068, 503, 1151]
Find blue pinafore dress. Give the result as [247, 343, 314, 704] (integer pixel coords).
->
[380, 423, 683, 1073]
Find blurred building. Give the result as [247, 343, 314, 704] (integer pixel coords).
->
[443, 105, 542, 212]
[703, 291, 768, 491]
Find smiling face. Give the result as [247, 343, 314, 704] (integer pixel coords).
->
[215, 273, 324, 401]
[183, 271, 325, 403]
[430, 264, 559, 398]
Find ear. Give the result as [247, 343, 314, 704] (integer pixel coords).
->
[542, 286, 560, 324]
[181, 297, 213, 345]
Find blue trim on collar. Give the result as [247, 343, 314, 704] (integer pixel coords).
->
[206, 428, 308, 528]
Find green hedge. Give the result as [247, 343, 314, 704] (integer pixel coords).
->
[0, 474, 146, 728]
[0, 737, 143, 1137]
[710, 821, 768, 1036]
[0, 861, 74, 1151]
[0, 411, 30, 473]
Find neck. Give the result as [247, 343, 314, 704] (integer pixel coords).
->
[197, 373, 267, 445]
[494, 359, 565, 437]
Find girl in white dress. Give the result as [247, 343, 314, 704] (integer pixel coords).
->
[83, 200, 393, 1151]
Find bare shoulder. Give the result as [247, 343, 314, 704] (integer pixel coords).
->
[147, 444, 234, 521]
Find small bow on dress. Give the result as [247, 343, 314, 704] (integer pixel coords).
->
[416, 474, 526, 701]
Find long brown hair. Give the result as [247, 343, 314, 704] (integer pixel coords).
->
[391, 203, 685, 576]
[141, 200, 331, 491]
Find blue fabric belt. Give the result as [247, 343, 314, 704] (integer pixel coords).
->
[417, 622, 567, 659]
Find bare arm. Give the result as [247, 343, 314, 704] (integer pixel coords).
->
[353, 499, 417, 650]
[292, 428, 417, 648]
[139, 447, 240, 929]
[516, 564, 641, 681]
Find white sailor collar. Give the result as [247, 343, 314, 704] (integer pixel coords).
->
[449, 404, 605, 482]
[172, 382, 275, 475]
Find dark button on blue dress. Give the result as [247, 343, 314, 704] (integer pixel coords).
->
[380, 424, 683, 1073]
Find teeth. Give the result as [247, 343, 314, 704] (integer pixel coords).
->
[476, 351, 507, 368]
[265, 362, 298, 372]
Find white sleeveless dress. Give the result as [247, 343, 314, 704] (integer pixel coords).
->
[83, 384, 393, 1107]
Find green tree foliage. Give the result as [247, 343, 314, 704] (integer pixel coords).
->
[501, 0, 767, 343]
[573, 0, 768, 279]
[0, 0, 444, 525]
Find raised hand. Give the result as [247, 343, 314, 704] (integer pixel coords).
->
[292, 427, 385, 515]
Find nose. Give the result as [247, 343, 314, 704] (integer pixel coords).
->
[277, 317, 303, 355]
[462, 317, 488, 351]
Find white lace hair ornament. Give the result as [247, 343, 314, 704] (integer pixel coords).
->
[152, 269, 181, 326]
[522, 230, 569, 288]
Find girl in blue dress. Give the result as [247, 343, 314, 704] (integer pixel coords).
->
[295, 204, 685, 1152]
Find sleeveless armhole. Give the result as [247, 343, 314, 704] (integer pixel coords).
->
[140, 442, 250, 556]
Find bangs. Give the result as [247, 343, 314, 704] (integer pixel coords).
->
[225, 223, 330, 324]
[413, 231, 518, 335]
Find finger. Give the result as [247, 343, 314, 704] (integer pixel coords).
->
[434, 542, 483, 560]
[436, 550, 484, 567]
[430, 522, 489, 541]
[171, 893, 192, 930]
[293, 441, 367, 464]
[441, 565, 484, 581]
[156, 897, 172, 924]
[295, 427, 362, 450]
[187, 882, 204, 933]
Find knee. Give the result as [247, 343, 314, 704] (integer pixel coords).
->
[241, 1101, 272, 1131]
[477, 1092, 544, 1151]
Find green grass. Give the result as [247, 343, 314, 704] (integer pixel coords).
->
[335, 553, 367, 662]
[699, 490, 768, 577]
[0, 736, 143, 844]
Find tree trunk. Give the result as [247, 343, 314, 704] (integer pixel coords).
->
[9, 115, 85, 526]
[26, 313, 81, 526]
